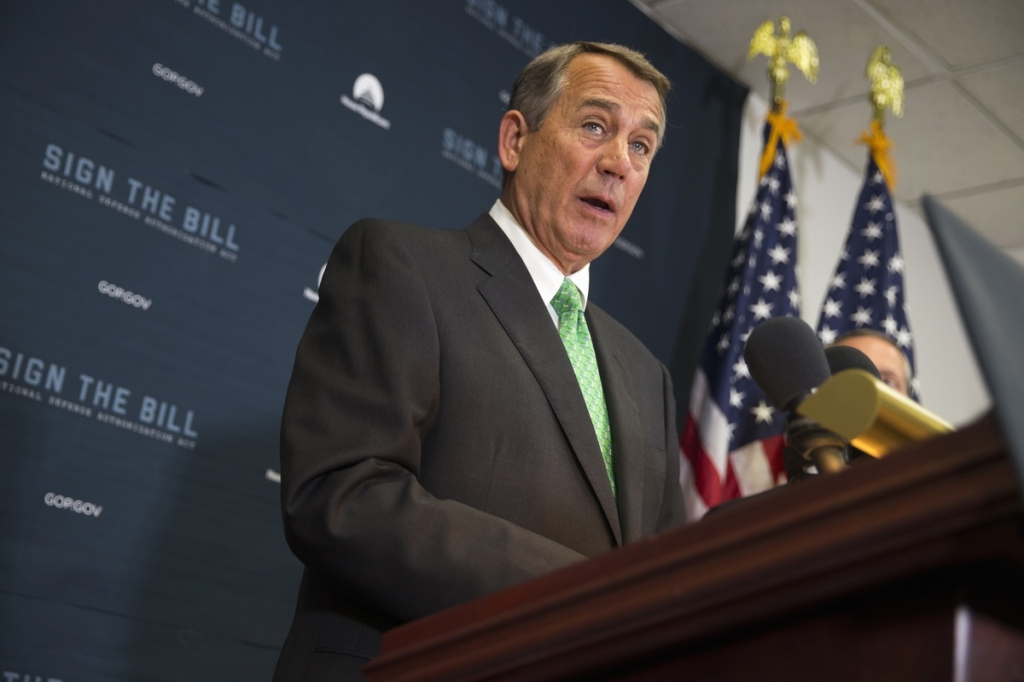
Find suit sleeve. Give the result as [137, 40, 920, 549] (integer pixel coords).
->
[656, 363, 687, 530]
[280, 220, 586, 625]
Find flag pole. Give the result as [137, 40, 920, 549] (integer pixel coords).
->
[815, 46, 919, 403]
[678, 18, 820, 519]
[867, 46, 904, 128]
[861, 46, 904, 190]
[748, 17, 818, 178]
[747, 16, 819, 113]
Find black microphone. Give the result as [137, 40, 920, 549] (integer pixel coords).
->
[744, 317, 846, 476]
[825, 344, 881, 379]
[744, 316, 831, 411]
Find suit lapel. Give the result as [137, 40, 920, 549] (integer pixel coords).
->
[467, 215, 622, 546]
[588, 307, 646, 544]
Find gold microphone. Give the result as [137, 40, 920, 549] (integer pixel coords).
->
[797, 369, 953, 458]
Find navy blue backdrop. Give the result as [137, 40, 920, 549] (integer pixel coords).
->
[0, 1, 746, 679]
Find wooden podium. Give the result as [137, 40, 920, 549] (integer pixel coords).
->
[363, 416, 1024, 681]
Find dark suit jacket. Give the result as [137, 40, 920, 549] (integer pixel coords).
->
[274, 214, 685, 681]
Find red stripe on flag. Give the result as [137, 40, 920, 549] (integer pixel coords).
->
[681, 413, 737, 509]
[720, 457, 741, 502]
[761, 433, 787, 484]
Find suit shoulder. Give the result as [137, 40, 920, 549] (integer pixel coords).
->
[340, 218, 468, 253]
[328, 219, 473, 289]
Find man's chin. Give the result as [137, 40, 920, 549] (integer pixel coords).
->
[565, 228, 623, 263]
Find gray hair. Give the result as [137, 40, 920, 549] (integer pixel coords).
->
[508, 41, 671, 150]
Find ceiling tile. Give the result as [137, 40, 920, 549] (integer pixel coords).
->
[651, 0, 932, 111]
[798, 79, 1024, 201]
[940, 182, 1024, 249]
[870, 0, 1024, 70]
[958, 60, 1024, 142]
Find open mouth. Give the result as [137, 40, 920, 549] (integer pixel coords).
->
[580, 196, 613, 213]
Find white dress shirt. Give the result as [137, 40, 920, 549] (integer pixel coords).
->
[489, 199, 590, 329]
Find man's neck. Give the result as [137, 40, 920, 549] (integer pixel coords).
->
[498, 195, 585, 275]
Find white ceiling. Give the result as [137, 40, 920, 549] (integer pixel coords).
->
[633, 0, 1024, 250]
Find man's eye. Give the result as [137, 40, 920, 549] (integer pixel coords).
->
[631, 140, 650, 155]
[584, 122, 603, 134]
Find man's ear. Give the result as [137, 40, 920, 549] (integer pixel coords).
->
[497, 110, 529, 174]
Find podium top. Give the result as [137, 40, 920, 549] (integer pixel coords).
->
[365, 415, 1022, 682]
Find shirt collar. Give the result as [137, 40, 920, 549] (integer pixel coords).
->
[489, 199, 590, 309]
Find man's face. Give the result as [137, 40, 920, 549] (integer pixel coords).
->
[499, 53, 662, 274]
[834, 335, 909, 396]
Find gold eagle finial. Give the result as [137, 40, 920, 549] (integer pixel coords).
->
[748, 16, 819, 107]
[866, 45, 904, 124]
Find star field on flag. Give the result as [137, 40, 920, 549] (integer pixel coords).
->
[815, 155, 918, 398]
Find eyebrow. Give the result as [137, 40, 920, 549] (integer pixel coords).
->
[578, 98, 661, 137]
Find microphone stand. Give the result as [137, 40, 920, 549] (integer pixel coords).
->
[786, 413, 848, 475]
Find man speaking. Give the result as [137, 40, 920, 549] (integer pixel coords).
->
[274, 41, 686, 680]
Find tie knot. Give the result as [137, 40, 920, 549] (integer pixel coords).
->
[551, 278, 584, 317]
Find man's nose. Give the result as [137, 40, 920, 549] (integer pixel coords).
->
[598, 136, 631, 179]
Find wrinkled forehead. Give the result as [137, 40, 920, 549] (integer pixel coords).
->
[560, 54, 664, 138]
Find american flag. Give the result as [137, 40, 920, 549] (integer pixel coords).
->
[814, 153, 918, 398]
[680, 123, 800, 520]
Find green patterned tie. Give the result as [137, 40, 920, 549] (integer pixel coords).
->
[550, 278, 616, 498]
